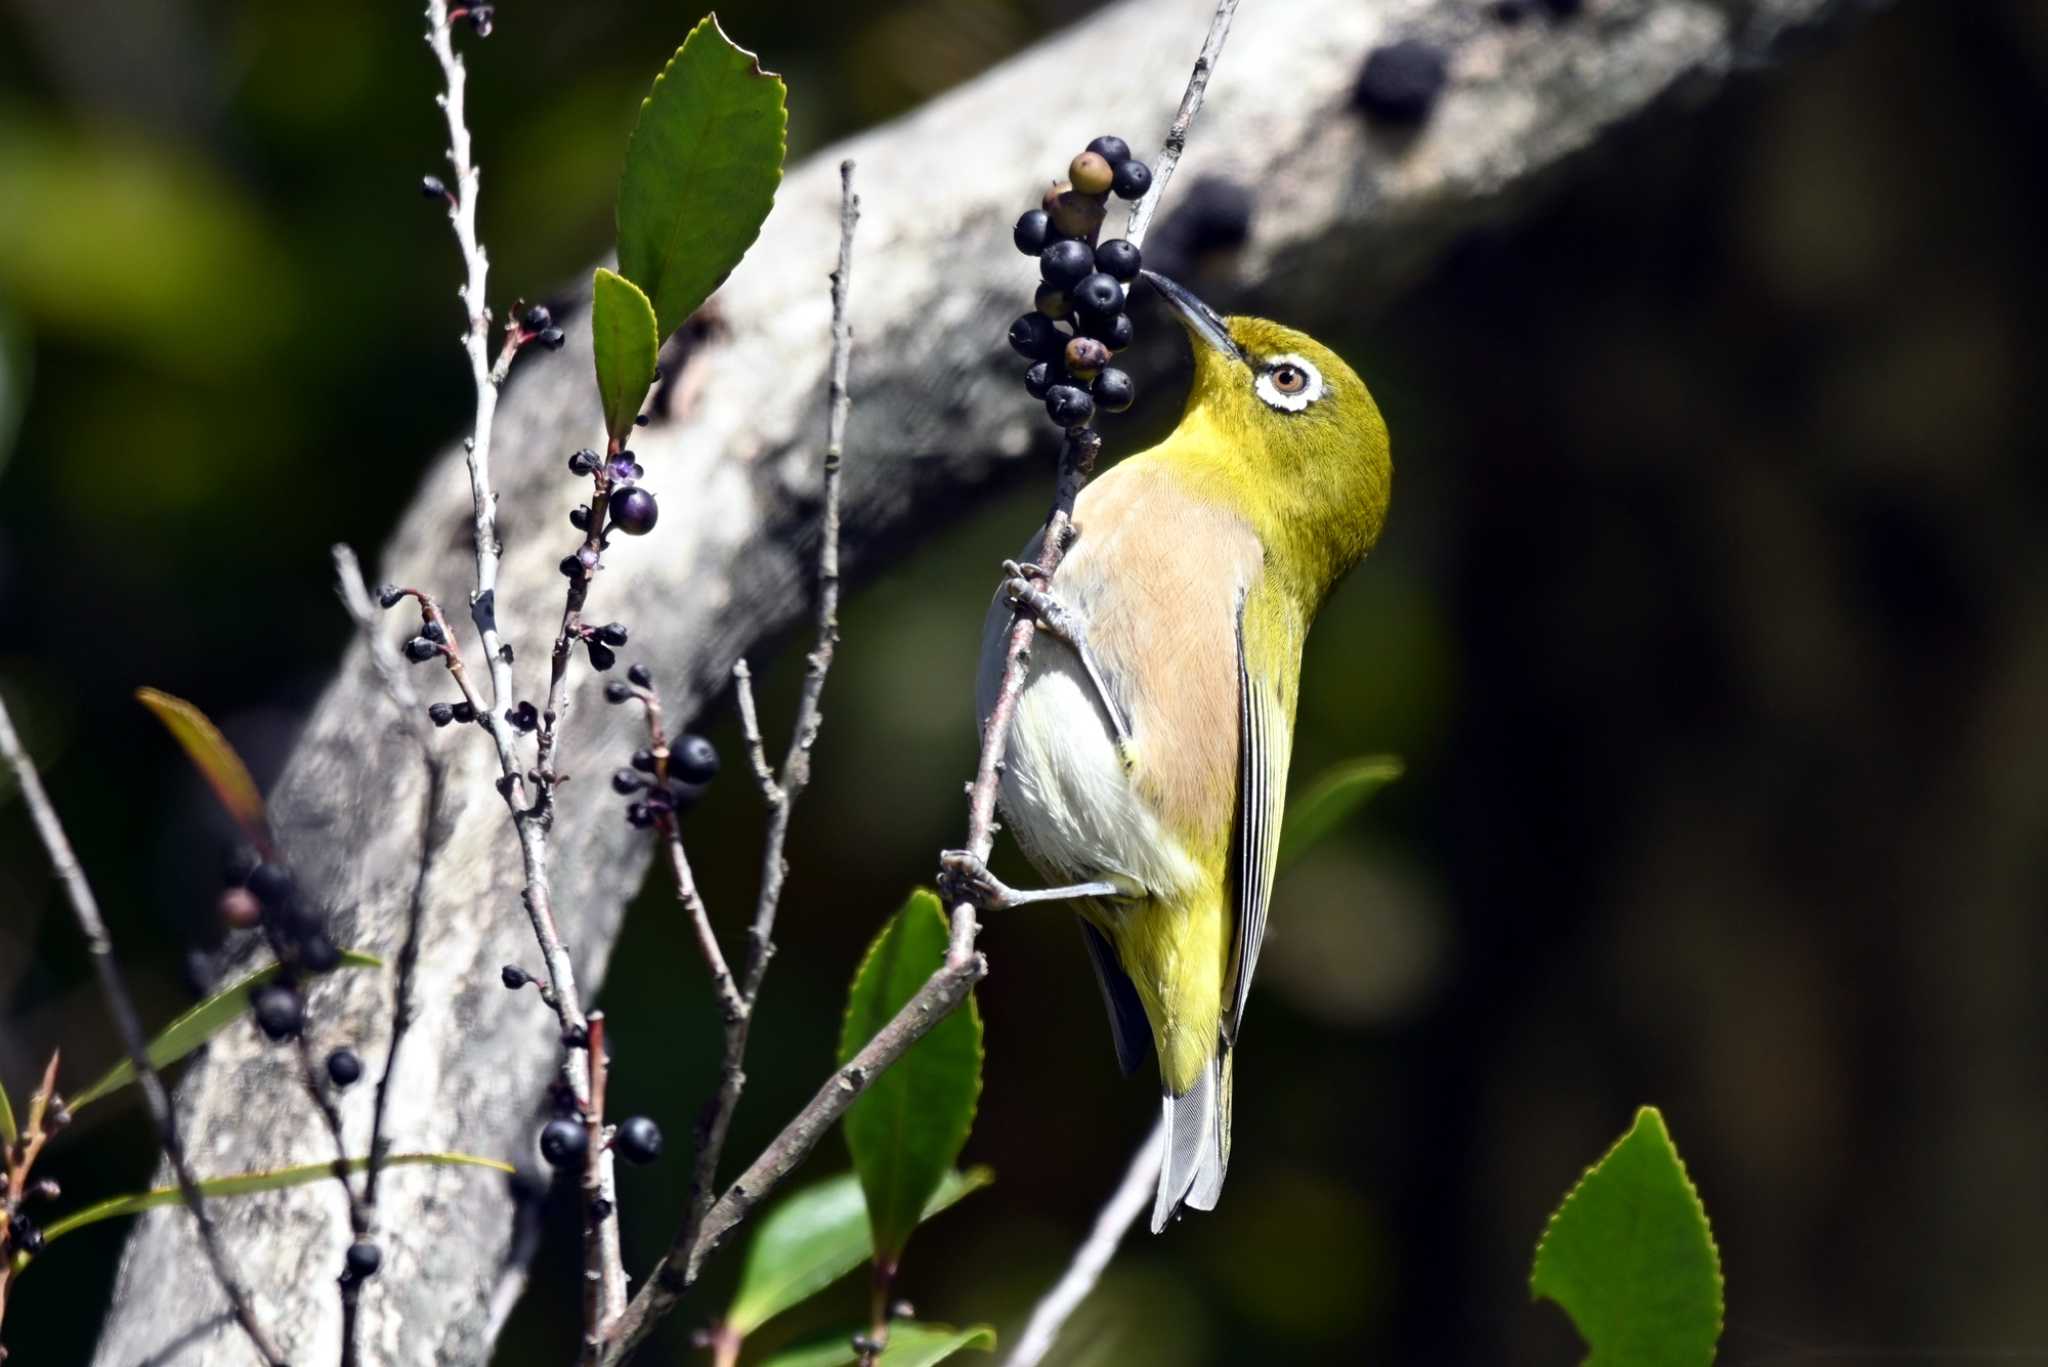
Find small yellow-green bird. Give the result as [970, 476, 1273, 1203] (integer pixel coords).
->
[951, 273, 1392, 1230]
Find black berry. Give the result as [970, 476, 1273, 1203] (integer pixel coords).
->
[539, 1117, 588, 1167]
[609, 486, 658, 536]
[630, 748, 658, 774]
[220, 887, 264, 930]
[300, 932, 341, 975]
[1023, 362, 1056, 399]
[1111, 158, 1152, 200]
[403, 637, 439, 663]
[1085, 134, 1132, 166]
[1039, 239, 1093, 288]
[1094, 239, 1141, 282]
[428, 702, 455, 727]
[1012, 210, 1051, 255]
[420, 175, 447, 200]
[466, 5, 494, 36]
[507, 701, 539, 732]
[589, 1196, 613, 1221]
[536, 326, 566, 351]
[501, 964, 530, 989]
[1045, 385, 1095, 429]
[1352, 40, 1447, 124]
[560, 555, 584, 580]
[420, 619, 446, 644]
[1071, 273, 1123, 319]
[625, 802, 653, 828]
[1079, 311, 1134, 350]
[252, 984, 304, 1042]
[569, 505, 590, 530]
[586, 640, 617, 672]
[1007, 312, 1064, 361]
[377, 585, 404, 610]
[326, 1048, 362, 1088]
[627, 663, 653, 688]
[11, 1219, 42, 1255]
[1092, 368, 1135, 413]
[248, 864, 295, 910]
[451, 701, 477, 724]
[567, 448, 599, 476]
[612, 768, 645, 795]
[346, 1240, 382, 1280]
[614, 1116, 663, 1165]
[605, 681, 634, 704]
[1033, 283, 1071, 320]
[522, 304, 553, 332]
[669, 734, 719, 785]
[599, 623, 629, 647]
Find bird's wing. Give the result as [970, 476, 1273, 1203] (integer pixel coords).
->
[1223, 586, 1298, 1042]
[1077, 918, 1152, 1076]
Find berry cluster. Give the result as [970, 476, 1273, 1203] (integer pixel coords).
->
[1007, 136, 1151, 433]
[220, 850, 344, 1042]
[3, 1179, 59, 1258]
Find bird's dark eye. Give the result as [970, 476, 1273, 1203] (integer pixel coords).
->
[1271, 364, 1307, 395]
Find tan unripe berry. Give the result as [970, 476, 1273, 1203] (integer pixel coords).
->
[1043, 180, 1106, 238]
[1063, 335, 1111, 380]
[1069, 150, 1115, 195]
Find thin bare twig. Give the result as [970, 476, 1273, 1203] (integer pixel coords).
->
[420, 0, 628, 1337]
[1004, 1121, 1165, 1367]
[1122, 0, 1239, 251]
[334, 542, 450, 1365]
[602, 157, 866, 1367]
[0, 697, 286, 1366]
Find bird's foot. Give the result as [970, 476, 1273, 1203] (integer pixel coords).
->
[1001, 577, 1135, 768]
[938, 851, 1137, 911]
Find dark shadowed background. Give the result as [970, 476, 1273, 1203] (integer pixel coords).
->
[3, 0, 2046, 1362]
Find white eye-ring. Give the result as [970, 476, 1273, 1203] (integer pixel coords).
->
[1255, 354, 1324, 412]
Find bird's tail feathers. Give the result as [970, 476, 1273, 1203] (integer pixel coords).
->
[1150, 1042, 1233, 1232]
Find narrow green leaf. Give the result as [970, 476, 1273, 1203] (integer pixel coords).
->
[591, 267, 660, 444]
[135, 687, 268, 846]
[0, 1073, 15, 1147]
[68, 951, 379, 1112]
[616, 13, 787, 341]
[759, 1323, 996, 1367]
[1530, 1106, 1723, 1367]
[1275, 755, 1403, 874]
[838, 890, 983, 1266]
[728, 1167, 993, 1336]
[17, 1151, 510, 1270]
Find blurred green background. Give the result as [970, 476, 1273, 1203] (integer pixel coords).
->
[5, 0, 2048, 1362]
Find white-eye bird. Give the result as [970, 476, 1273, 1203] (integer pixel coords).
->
[951, 273, 1392, 1230]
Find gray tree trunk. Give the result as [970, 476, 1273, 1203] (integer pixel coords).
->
[92, 0, 1857, 1361]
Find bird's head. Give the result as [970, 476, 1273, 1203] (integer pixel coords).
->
[1145, 272, 1392, 593]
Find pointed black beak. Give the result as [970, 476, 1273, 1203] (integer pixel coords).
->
[1141, 270, 1247, 366]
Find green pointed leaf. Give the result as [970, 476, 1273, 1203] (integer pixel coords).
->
[838, 890, 983, 1267]
[591, 267, 660, 444]
[0, 1073, 15, 1147]
[1276, 755, 1403, 874]
[759, 1323, 996, 1367]
[729, 1167, 993, 1336]
[67, 951, 380, 1113]
[616, 13, 787, 342]
[135, 687, 268, 847]
[16, 1151, 510, 1271]
[1530, 1107, 1723, 1367]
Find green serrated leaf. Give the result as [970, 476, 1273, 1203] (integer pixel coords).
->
[0, 1073, 15, 1147]
[1275, 755, 1403, 874]
[16, 1151, 510, 1272]
[68, 950, 379, 1113]
[759, 1322, 997, 1367]
[591, 267, 660, 444]
[135, 688, 269, 847]
[729, 1167, 993, 1336]
[616, 13, 787, 342]
[1530, 1106, 1723, 1367]
[838, 890, 983, 1267]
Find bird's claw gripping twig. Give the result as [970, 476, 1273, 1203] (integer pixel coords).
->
[939, 850, 1138, 911]
[1002, 575, 1136, 767]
